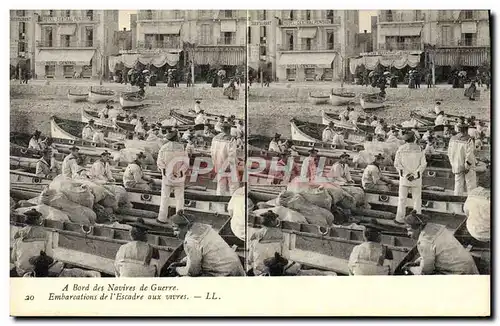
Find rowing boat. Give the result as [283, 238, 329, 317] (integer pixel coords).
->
[329, 90, 356, 106]
[308, 92, 330, 105]
[67, 90, 88, 103]
[321, 111, 375, 133]
[359, 95, 385, 111]
[50, 115, 127, 141]
[88, 87, 116, 104]
[81, 109, 135, 132]
[291, 118, 369, 143]
[170, 110, 244, 126]
[120, 93, 144, 108]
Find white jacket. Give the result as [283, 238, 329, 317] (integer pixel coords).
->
[322, 127, 334, 142]
[157, 141, 189, 185]
[210, 133, 237, 174]
[394, 143, 427, 187]
[90, 160, 114, 182]
[82, 125, 94, 140]
[447, 134, 476, 174]
[464, 187, 490, 242]
[435, 115, 446, 126]
[92, 131, 105, 144]
[194, 114, 207, 125]
[61, 154, 78, 179]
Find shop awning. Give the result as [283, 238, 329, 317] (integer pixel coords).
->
[434, 48, 489, 67]
[220, 20, 236, 32]
[58, 24, 76, 35]
[193, 47, 245, 66]
[383, 26, 422, 36]
[37, 49, 95, 65]
[278, 52, 336, 68]
[108, 52, 181, 71]
[461, 21, 477, 34]
[142, 24, 181, 35]
[298, 28, 317, 39]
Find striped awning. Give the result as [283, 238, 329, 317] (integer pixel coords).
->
[434, 48, 490, 67]
[193, 47, 245, 66]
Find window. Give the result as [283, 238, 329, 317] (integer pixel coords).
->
[305, 68, 315, 80]
[260, 26, 267, 39]
[62, 35, 70, 47]
[146, 10, 153, 20]
[82, 65, 92, 78]
[18, 41, 26, 53]
[386, 10, 393, 22]
[286, 68, 296, 80]
[306, 10, 311, 20]
[86, 10, 93, 20]
[198, 10, 211, 18]
[327, 31, 334, 49]
[260, 45, 266, 56]
[174, 10, 184, 19]
[289, 10, 294, 20]
[463, 10, 473, 20]
[305, 38, 312, 50]
[65, 10, 71, 17]
[19, 22, 26, 39]
[462, 33, 475, 46]
[222, 32, 234, 44]
[63, 65, 74, 78]
[247, 26, 252, 44]
[16, 10, 25, 16]
[286, 31, 294, 50]
[323, 68, 333, 81]
[43, 27, 53, 47]
[415, 10, 421, 20]
[200, 24, 211, 44]
[48, 10, 54, 17]
[326, 10, 334, 21]
[224, 10, 233, 18]
[441, 26, 452, 45]
[259, 10, 266, 20]
[85, 27, 93, 47]
[45, 65, 55, 77]
[346, 30, 350, 46]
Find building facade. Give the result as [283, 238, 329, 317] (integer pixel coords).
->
[247, 10, 278, 79]
[34, 10, 118, 79]
[10, 10, 37, 75]
[273, 10, 359, 82]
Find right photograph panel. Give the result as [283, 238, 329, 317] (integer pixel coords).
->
[246, 9, 491, 276]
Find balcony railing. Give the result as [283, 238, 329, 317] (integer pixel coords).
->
[136, 39, 181, 49]
[137, 11, 184, 21]
[378, 42, 422, 51]
[437, 39, 488, 47]
[36, 40, 99, 48]
[278, 43, 341, 52]
[280, 16, 341, 26]
[38, 14, 100, 23]
[379, 13, 425, 23]
[217, 37, 237, 45]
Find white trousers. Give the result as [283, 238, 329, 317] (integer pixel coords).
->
[454, 170, 477, 196]
[157, 179, 185, 223]
[216, 176, 239, 196]
[395, 183, 422, 222]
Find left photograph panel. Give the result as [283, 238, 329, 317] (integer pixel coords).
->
[10, 9, 246, 278]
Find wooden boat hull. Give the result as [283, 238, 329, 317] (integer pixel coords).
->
[88, 89, 116, 104]
[67, 92, 88, 103]
[120, 95, 144, 108]
[51, 115, 127, 142]
[360, 97, 385, 110]
[329, 93, 355, 106]
[308, 93, 330, 105]
[81, 109, 116, 128]
[290, 118, 367, 144]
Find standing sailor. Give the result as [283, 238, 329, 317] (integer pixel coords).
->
[92, 126, 106, 144]
[194, 110, 207, 126]
[194, 100, 202, 114]
[210, 123, 239, 196]
[134, 117, 146, 135]
[123, 152, 153, 190]
[434, 111, 446, 126]
[61, 146, 80, 179]
[393, 131, 427, 224]
[434, 101, 442, 115]
[82, 119, 95, 141]
[214, 116, 224, 133]
[114, 218, 159, 277]
[89, 151, 115, 183]
[300, 148, 319, 182]
[332, 127, 347, 148]
[448, 123, 477, 195]
[156, 130, 189, 224]
[168, 213, 245, 277]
